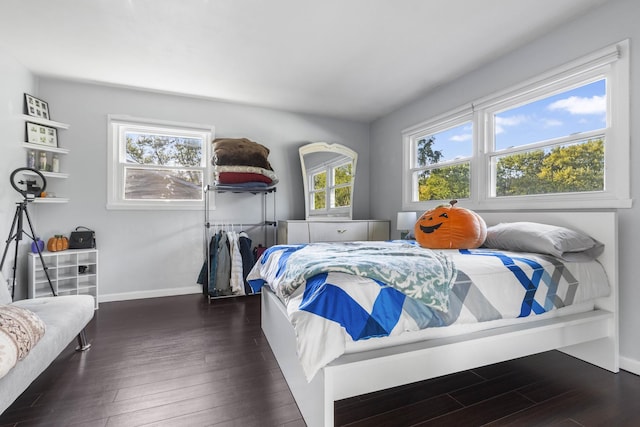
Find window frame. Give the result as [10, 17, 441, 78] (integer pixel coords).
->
[402, 40, 630, 211]
[308, 157, 353, 217]
[107, 115, 215, 210]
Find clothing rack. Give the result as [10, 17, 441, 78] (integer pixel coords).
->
[200, 184, 277, 301]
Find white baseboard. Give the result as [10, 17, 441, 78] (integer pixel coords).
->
[620, 355, 640, 376]
[99, 285, 202, 303]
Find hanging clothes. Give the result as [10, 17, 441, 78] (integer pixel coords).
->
[214, 231, 231, 296]
[227, 231, 245, 296]
[198, 228, 261, 298]
[238, 231, 254, 295]
[197, 230, 222, 296]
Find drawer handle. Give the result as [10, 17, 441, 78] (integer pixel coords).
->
[337, 229, 347, 234]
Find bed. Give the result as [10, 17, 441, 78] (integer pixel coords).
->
[254, 211, 618, 427]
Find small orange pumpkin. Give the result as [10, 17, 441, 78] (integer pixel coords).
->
[414, 200, 487, 249]
[47, 235, 69, 252]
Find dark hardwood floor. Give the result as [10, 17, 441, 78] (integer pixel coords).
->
[1, 294, 639, 426]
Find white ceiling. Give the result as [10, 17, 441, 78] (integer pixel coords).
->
[0, 0, 611, 122]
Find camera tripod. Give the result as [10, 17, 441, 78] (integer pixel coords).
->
[0, 168, 55, 299]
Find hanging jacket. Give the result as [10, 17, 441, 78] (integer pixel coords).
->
[238, 232, 254, 294]
[227, 231, 245, 296]
[215, 231, 231, 295]
[197, 230, 221, 296]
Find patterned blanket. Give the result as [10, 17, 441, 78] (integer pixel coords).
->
[251, 241, 457, 312]
[0, 305, 46, 379]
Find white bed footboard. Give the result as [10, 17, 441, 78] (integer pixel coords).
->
[261, 211, 619, 427]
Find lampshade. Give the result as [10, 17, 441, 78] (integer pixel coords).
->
[396, 211, 417, 231]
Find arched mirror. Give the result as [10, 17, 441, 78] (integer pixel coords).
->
[299, 142, 357, 220]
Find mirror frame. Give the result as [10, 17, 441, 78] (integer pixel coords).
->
[299, 142, 358, 220]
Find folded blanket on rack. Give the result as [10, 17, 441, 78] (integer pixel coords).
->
[214, 165, 279, 185]
[212, 138, 274, 170]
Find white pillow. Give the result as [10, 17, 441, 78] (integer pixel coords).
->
[484, 221, 604, 262]
[0, 271, 11, 304]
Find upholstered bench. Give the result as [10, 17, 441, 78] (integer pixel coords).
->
[0, 272, 95, 414]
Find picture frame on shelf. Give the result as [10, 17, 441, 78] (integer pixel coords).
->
[24, 93, 50, 120]
[26, 122, 58, 148]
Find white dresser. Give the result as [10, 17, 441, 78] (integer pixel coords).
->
[277, 220, 390, 244]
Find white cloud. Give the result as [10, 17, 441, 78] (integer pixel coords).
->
[495, 114, 527, 134]
[543, 118, 563, 127]
[450, 133, 472, 142]
[547, 95, 605, 115]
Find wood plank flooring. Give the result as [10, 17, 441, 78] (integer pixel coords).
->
[1, 294, 639, 426]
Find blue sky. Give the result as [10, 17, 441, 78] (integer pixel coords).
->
[428, 79, 606, 161]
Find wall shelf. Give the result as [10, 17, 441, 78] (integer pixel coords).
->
[23, 169, 70, 179]
[22, 114, 70, 130]
[21, 114, 71, 202]
[31, 197, 70, 204]
[22, 142, 70, 155]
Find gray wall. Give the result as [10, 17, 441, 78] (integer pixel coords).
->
[0, 49, 35, 299]
[370, 0, 640, 373]
[4, 79, 371, 301]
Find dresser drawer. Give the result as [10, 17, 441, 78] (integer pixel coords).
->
[308, 222, 368, 242]
[278, 220, 390, 244]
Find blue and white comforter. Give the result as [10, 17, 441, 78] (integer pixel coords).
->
[247, 241, 610, 381]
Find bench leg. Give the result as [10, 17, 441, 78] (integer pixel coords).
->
[75, 329, 91, 351]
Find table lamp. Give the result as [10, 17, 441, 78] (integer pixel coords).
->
[397, 211, 417, 239]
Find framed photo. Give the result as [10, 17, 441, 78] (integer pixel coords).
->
[26, 122, 57, 147]
[24, 93, 50, 120]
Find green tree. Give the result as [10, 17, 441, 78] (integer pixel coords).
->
[312, 171, 327, 209]
[334, 163, 353, 207]
[416, 137, 469, 201]
[495, 139, 603, 196]
[416, 135, 604, 200]
[539, 139, 604, 193]
[417, 137, 442, 166]
[495, 149, 547, 196]
[126, 134, 202, 184]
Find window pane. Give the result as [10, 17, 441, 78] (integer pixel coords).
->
[333, 187, 351, 208]
[126, 132, 203, 167]
[495, 79, 606, 150]
[312, 191, 326, 210]
[415, 163, 470, 201]
[333, 163, 353, 185]
[312, 171, 326, 190]
[415, 122, 472, 167]
[494, 138, 604, 196]
[124, 168, 203, 200]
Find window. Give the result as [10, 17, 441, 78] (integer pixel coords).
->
[490, 79, 605, 197]
[403, 40, 630, 211]
[409, 117, 473, 202]
[108, 116, 214, 209]
[308, 158, 353, 216]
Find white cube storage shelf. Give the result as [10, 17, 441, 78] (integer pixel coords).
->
[28, 249, 98, 309]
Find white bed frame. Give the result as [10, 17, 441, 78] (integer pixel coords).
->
[261, 211, 619, 427]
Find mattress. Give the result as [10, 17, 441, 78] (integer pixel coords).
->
[249, 242, 610, 381]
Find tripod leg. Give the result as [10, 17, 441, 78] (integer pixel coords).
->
[0, 204, 22, 299]
[10, 235, 21, 299]
[0, 204, 21, 271]
[22, 204, 56, 297]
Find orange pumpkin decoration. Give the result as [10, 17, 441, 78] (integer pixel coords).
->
[414, 200, 487, 249]
[47, 235, 69, 252]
